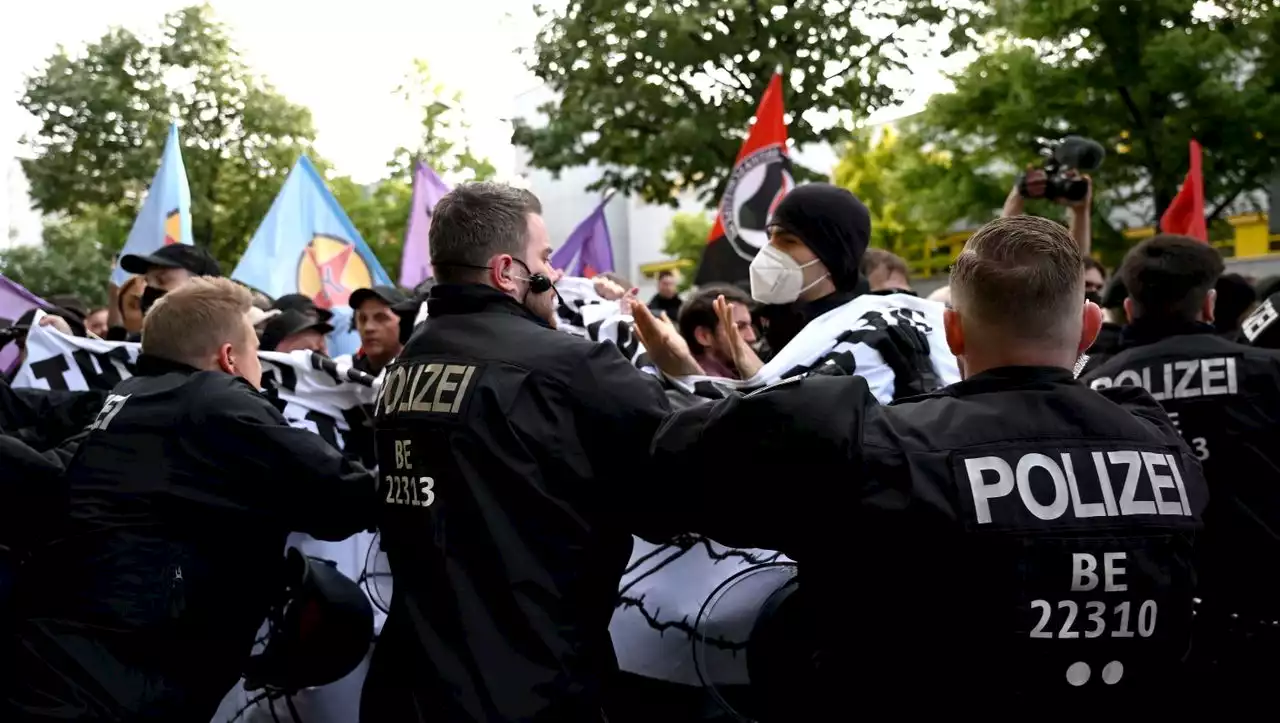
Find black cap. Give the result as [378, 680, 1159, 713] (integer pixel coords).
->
[349, 285, 410, 311]
[120, 244, 222, 277]
[272, 293, 334, 322]
[769, 183, 871, 293]
[260, 309, 335, 352]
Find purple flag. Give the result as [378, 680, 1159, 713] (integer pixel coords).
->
[0, 274, 48, 374]
[399, 162, 452, 288]
[550, 199, 614, 277]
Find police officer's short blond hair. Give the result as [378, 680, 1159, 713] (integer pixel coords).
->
[142, 276, 255, 367]
[950, 215, 1083, 345]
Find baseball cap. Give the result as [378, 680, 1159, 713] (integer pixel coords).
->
[260, 309, 335, 352]
[349, 285, 411, 311]
[120, 244, 222, 277]
[272, 293, 334, 322]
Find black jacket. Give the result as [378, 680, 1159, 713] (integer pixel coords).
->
[4, 356, 377, 722]
[653, 367, 1207, 714]
[363, 285, 687, 723]
[1083, 321, 1280, 615]
[0, 379, 106, 451]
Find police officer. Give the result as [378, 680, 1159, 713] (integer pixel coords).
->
[1083, 234, 1280, 702]
[4, 277, 377, 722]
[363, 183, 690, 722]
[654, 216, 1208, 715]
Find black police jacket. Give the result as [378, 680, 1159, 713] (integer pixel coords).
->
[363, 284, 687, 723]
[4, 355, 377, 722]
[1083, 320, 1280, 615]
[653, 366, 1207, 714]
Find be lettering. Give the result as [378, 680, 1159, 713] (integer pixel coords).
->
[1070, 552, 1127, 593]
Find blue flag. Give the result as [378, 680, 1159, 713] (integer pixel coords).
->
[232, 156, 392, 357]
[113, 123, 193, 285]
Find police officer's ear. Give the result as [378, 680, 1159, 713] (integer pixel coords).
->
[492, 255, 520, 294]
[1202, 288, 1217, 324]
[943, 307, 965, 358]
[1078, 300, 1104, 354]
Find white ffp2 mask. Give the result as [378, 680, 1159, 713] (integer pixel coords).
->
[749, 245, 827, 305]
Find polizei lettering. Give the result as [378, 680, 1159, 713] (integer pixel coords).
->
[962, 449, 1192, 526]
[1089, 357, 1238, 400]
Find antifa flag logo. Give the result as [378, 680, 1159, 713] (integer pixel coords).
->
[697, 72, 792, 287]
[297, 234, 374, 310]
[722, 147, 794, 259]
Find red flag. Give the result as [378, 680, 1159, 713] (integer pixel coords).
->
[696, 72, 793, 285]
[1160, 140, 1207, 243]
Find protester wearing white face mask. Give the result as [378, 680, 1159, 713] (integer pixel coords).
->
[746, 183, 871, 356]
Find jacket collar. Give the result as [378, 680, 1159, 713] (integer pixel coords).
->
[1120, 317, 1216, 348]
[935, 365, 1078, 399]
[135, 354, 204, 377]
[427, 283, 552, 329]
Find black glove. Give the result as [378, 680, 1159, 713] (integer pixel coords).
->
[868, 322, 940, 401]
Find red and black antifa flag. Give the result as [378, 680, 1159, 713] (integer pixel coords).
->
[696, 72, 793, 286]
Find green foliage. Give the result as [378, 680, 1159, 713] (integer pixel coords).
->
[330, 60, 496, 279]
[329, 176, 415, 279]
[832, 128, 942, 269]
[514, 0, 970, 207]
[20, 4, 320, 273]
[661, 212, 713, 290]
[905, 0, 1280, 264]
[386, 60, 497, 184]
[0, 211, 121, 307]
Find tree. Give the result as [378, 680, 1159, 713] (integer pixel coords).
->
[19, 4, 319, 273]
[514, 0, 972, 207]
[329, 60, 497, 279]
[831, 127, 946, 269]
[661, 212, 713, 290]
[0, 211, 121, 307]
[903, 0, 1280, 263]
[329, 176, 415, 279]
[386, 60, 497, 184]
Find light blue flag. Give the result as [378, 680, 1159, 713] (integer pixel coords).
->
[232, 156, 393, 358]
[113, 123, 194, 285]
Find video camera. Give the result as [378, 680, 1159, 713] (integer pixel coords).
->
[1017, 135, 1106, 202]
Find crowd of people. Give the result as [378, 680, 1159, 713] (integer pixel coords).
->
[0, 167, 1276, 722]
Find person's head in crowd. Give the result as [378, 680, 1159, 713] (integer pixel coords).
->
[1100, 276, 1129, 326]
[678, 284, 757, 378]
[1212, 272, 1257, 336]
[429, 182, 561, 327]
[121, 244, 223, 316]
[656, 270, 680, 299]
[272, 292, 334, 323]
[260, 309, 333, 355]
[1119, 234, 1223, 326]
[947, 215, 1100, 377]
[244, 287, 273, 313]
[751, 183, 870, 306]
[349, 285, 410, 372]
[84, 307, 109, 338]
[46, 294, 88, 323]
[861, 248, 912, 293]
[1082, 256, 1107, 304]
[141, 276, 262, 389]
[118, 275, 147, 333]
[599, 272, 631, 289]
[1254, 275, 1280, 303]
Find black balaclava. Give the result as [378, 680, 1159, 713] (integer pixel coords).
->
[756, 184, 871, 356]
[768, 183, 871, 293]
